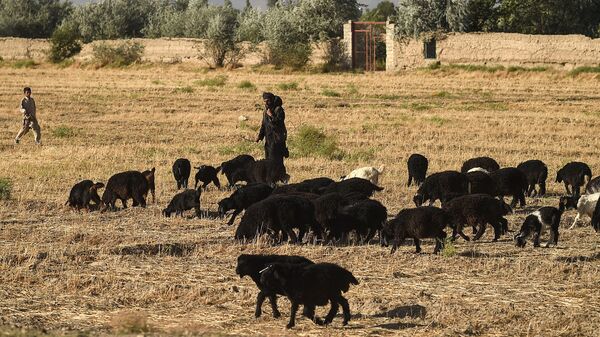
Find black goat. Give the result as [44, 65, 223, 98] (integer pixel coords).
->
[413, 171, 470, 207]
[162, 188, 201, 217]
[382, 206, 450, 254]
[220, 154, 255, 186]
[556, 161, 592, 197]
[443, 194, 512, 242]
[517, 160, 548, 197]
[489, 167, 528, 208]
[407, 153, 429, 187]
[218, 183, 273, 226]
[172, 158, 191, 190]
[194, 165, 221, 189]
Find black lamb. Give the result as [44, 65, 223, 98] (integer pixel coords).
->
[465, 171, 496, 196]
[172, 158, 191, 190]
[461, 156, 500, 173]
[517, 160, 548, 197]
[260, 262, 359, 328]
[220, 154, 255, 186]
[231, 158, 289, 187]
[320, 178, 383, 199]
[407, 153, 429, 187]
[489, 167, 528, 207]
[327, 199, 387, 244]
[514, 197, 567, 248]
[236, 254, 314, 319]
[381, 206, 451, 254]
[194, 165, 221, 189]
[162, 187, 201, 217]
[443, 194, 512, 242]
[413, 171, 470, 207]
[66, 180, 104, 211]
[556, 161, 592, 197]
[272, 177, 334, 195]
[585, 176, 600, 195]
[218, 183, 274, 226]
[591, 197, 600, 233]
[101, 170, 149, 211]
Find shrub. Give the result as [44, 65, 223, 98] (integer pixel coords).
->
[52, 125, 76, 138]
[442, 237, 456, 257]
[321, 88, 341, 97]
[319, 38, 350, 72]
[569, 66, 600, 76]
[173, 86, 194, 93]
[197, 6, 243, 67]
[0, 178, 11, 200]
[194, 75, 228, 87]
[92, 41, 145, 67]
[276, 82, 299, 91]
[289, 125, 344, 160]
[48, 22, 82, 63]
[237, 80, 256, 90]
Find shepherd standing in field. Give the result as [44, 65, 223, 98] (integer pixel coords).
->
[256, 92, 289, 159]
[15, 87, 41, 145]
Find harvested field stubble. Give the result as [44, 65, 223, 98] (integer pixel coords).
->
[0, 65, 599, 336]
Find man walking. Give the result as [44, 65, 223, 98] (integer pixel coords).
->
[15, 87, 41, 145]
[256, 92, 288, 159]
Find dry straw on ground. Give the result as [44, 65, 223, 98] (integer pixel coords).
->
[0, 64, 599, 336]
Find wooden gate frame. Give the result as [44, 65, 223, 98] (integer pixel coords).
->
[350, 21, 386, 71]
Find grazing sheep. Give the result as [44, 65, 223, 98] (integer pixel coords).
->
[556, 162, 592, 197]
[341, 165, 385, 185]
[515, 197, 567, 248]
[260, 262, 359, 328]
[218, 183, 274, 226]
[585, 176, 600, 194]
[465, 171, 496, 196]
[194, 165, 221, 189]
[591, 198, 600, 232]
[236, 254, 314, 318]
[517, 160, 548, 197]
[407, 153, 429, 187]
[443, 194, 512, 242]
[172, 158, 191, 190]
[461, 156, 500, 173]
[234, 194, 322, 244]
[232, 158, 289, 187]
[65, 180, 104, 211]
[327, 199, 387, 244]
[489, 167, 528, 208]
[320, 178, 383, 199]
[162, 188, 201, 218]
[381, 206, 450, 254]
[272, 177, 334, 195]
[413, 171, 470, 207]
[565, 193, 600, 229]
[220, 154, 255, 186]
[101, 171, 149, 211]
[141, 168, 156, 203]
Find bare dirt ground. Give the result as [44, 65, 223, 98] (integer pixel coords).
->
[0, 64, 599, 336]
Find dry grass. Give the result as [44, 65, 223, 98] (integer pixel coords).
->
[0, 64, 599, 336]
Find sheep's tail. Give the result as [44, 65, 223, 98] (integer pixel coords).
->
[377, 165, 385, 174]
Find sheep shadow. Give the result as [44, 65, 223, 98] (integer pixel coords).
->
[373, 305, 427, 319]
[556, 252, 600, 263]
[111, 243, 197, 256]
[375, 322, 425, 330]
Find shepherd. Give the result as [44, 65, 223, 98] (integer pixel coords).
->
[15, 87, 42, 145]
[256, 92, 289, 160]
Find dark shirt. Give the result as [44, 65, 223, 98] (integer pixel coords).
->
[258, 101, 287, 145]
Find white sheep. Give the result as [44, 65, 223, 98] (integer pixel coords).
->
[567, 192, 600, 229]
[342, 165, 385, 185]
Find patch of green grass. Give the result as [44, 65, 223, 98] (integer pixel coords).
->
[276, 81, 299, 91]
[449, 64, 506, 73]
[194, 75, 227, 87]
[56, 58, 75, 68]
[289, 125, 345, 160]
[427, 116, 449, 126]
[0, 178, 11, 200]
[442, 238, 456, 257]
[569, 66, 600, 76]
[583, 111, 600, 118]
[346, 83, 359, 96]
[321, 88, 341, 97]
[237, 80, 256, 90]
[404, 102, 433, 111]
[507, 65, 549, 73]
[173, 86, 194, 94]
[486, 102, 509, 111]
[433, 91, 456, 98]
[12, 59, 37, 69]
[218, 141, 259, 156]
[345, 148, 376, 162]
[52, 125, 76, 138]
[151, 79, 163, 85]
[239, 120, 259, 132]
[372, 94, 401, 100]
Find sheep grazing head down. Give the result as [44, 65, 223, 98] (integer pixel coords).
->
[218, 197, 235, 217]
[413, 193, 425, 207]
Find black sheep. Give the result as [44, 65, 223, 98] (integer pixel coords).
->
[312, 193, 352, 234]
[585, 176, 600, 195]
[218, 183, 274, 226]
[327, 199, 387, 244]
[162, 187, 201, 217]
[413, 171, 470, 207]
[407, 153, 428, 187]
[101, 171, 149, 211]
[220, 154, 255, 186]
[556, 162, 592, 197]
[443, 194, 512, 242]
[172, 158, 191, 190]
[320, 178, 383, 199]
[489, 167, 528, 208]
[517, 160, 548, 197]
[461, 156, 500, 173]
[591, 197, 600, 233]
[235, 194, 322, 244]
[141, 168, 156, 203]
[260, 262, 359, 328]
[272, 177, 334, 195]
[65, 180, 104, 211]
[515, 197, 567, 248]
[381, 206, 450, 254]
[465, 171, 496, 196]
[232, 158, 289, 187]
[236, 254, 314, 318]
[194, 165, 221, 189]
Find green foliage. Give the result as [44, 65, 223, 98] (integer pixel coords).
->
[442, 237, 456, 257]
[322, 88, 341, 97]
[173, 86, 194, 93]
[361, 0, 396, 22]
[276, 82, 299, 91]
[52, 125, 75, 138]
[427, 115, 449, 126]
[48, 22, 82, 63]
[345, 148, 376, 162]
[0, 0, 73, 38]
[11, 59, 37, 68]
[194, 75, 227, 87]
[396, 0, 469, 38]
[237, 80, 256, 90]
[569, 66, 600, 77]
[92, 41, 144, 67]
[196, 5, 242, 67]
[0, 178, 11, 200]
[319, 38, 350, 73]
[290, 125, 344, 160]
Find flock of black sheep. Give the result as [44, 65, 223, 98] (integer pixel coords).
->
[65, 153, 600, 328]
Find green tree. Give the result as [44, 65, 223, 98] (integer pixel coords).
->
[296, 0, 362, 40]
[48, 20, 82, 62]
[360, 0, 396, 22]
[395, 0, 470, 38]
[0, 0, 72, 38]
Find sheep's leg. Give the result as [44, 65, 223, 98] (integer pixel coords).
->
[519, 191, 526, 207]
[569, 213, 581, 229]
[434, 231, 446, 254]
[490, 222, 501, 242]
[121, 198, 128, 209]
[286, 301, 299, 329]
[338, 295, 351, 325]
[532, 232, 541, 247]
[539, 182, 546, 196]
[473, 223, 486, 241]
[407, 175, 413, 187]
[324, 300, 339, 324]
[510, 195, 518, 208]
[285, 228, 299, 244]
[499, 218, 509, 234]
[227, 210, 242, 225]
[301, 305, 322, 325]
[573, 185, 581, 198]
[362, 228, 375, 244]
[414, 238, 422, 253]
[254, 292, 268, 318]
[564, 183, 571, 195]
[527, 184, 535, 197]
[546, 230, 555, 248]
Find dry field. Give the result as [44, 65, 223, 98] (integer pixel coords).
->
[0, 63, 599, 336]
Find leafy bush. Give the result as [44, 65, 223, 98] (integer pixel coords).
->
[48, 22, 82, 63]
[0, 0, 73, 38]
[92, 41, 144, 67]
[196, 6, 242, 67]
[0, 178, 11, 200]
[319, 38, 350, 72]
[52, 125, 75, 138]
[289, 125, 344, 160]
